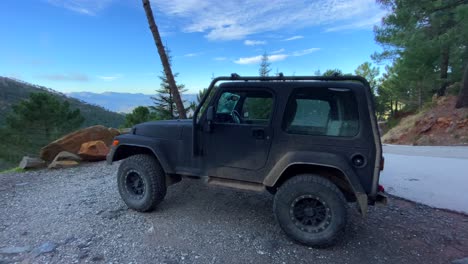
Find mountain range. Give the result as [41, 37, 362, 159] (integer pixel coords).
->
[0, 77, 125, 128]
[67, 92, 198, 113]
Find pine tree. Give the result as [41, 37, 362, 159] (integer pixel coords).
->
[6, 92, 84, 144]
[124, 106, 152, 127]
[150, 48, 189, 119]
[259, 52, 271, 77]
[151, 73, 189, 119]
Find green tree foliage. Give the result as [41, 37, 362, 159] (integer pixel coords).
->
[151, 72, 189, 119]
[355, 62, 380, 93]
[0, 92, 84, 169]
[6, 93, 84, 142]
[259, 52, 271, 77]
[150, 48, 190, 119]
[244, 97, 272, 119]
[197, 88, 208, 104]
[373, 0, 468, 103]
[124, 106, 153, 127]
[322, 69, 344, 76]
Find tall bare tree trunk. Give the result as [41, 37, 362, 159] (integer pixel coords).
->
[455, 64, 468, 108]
[142, 0, 187, 119]
[437, 46, 450, 97]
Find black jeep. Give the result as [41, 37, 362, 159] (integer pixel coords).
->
[107, 74, 386, 247]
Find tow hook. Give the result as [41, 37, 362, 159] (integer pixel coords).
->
[375, 184, 388, 206]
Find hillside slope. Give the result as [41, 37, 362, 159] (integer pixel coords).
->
[383, 96, 468, 145]
[0, 77, 125, 128]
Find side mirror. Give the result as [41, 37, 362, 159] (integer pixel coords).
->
[205, 106, 214, 132]
[206, 106, 214, 121]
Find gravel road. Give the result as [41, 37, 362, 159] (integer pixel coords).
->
[1, 161, 468, 264]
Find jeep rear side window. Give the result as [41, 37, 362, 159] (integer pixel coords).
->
[283, 88, 359, 137]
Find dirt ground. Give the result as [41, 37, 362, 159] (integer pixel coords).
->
[383, 96, 468, 146]
[1, 161, 467, 264]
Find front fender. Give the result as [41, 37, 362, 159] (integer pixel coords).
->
[107, 134, 174, 174]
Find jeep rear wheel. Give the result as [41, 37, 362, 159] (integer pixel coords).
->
[273, 174, 347, 247]
[117, 154, 166, 212]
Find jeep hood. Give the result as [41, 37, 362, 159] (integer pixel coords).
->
[132, 119, 192, 140]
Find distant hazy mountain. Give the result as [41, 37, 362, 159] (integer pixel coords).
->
[0, 77, 125, 128]
[67, 92, 198, 113]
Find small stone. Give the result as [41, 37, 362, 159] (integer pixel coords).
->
[452, 257, 468, 264]
[0, 246, 31, 254]
[91, 254, 105, 262]
[116, 234, 123, 238]
[78, 251, 89, 260]
[31, 241, 57, 257]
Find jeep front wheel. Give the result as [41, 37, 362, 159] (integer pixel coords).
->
[117, 154, 166, 212]
[273, 174, 347, 247]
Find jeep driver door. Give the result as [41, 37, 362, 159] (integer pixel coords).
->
[203, 88, 275, 180]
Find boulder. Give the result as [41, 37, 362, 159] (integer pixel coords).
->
[48, 160, 79, 169]
[52, 151, 82, 163]
[40, 125, 119, 162]
[78, 140, 110, 161]
[18, 156, 45, 170]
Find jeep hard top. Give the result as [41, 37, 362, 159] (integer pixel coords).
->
[107, 74, 386, 247]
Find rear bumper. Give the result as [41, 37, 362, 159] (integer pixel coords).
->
[374, 191, 388, 206]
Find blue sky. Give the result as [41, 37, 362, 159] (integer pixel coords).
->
[0, 0, 387, 94]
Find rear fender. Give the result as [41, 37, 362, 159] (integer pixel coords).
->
[264, 151, 368, 216]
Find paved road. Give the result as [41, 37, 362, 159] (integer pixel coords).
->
[381, 144, 468, 214]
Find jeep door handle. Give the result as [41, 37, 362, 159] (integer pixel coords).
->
[252, 128, 265, 140]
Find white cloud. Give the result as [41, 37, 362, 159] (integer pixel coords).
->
[271, 48, 285, 54]
[291, 48, 320, 56]
[234, 54, 288, 65]
[153, 0, 385, 40]
[244, 40, 267, 46]
[283, 35, 304, 41]
[47, 0, 113, 15]
[98, 74, 122, 81]
[325, 11, 386, 32]
[234, 47, 320, 64]
[184, 52, 203, 57]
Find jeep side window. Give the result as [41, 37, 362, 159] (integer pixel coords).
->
[214, 90, 274, 125]
[283, 88, 359, 137]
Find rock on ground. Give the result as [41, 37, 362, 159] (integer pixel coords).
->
[78, 140, 109, 161]
[40, 125, 119, 162]
[18, 157, 45, 170]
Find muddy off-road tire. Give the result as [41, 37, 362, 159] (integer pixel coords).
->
[117, 154, 166, 212]
[273, 174, 347, 247]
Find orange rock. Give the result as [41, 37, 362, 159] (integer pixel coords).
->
[40, 125, 119, 162]
[436, 117, 451, 128]
[78, 140, 110, 161]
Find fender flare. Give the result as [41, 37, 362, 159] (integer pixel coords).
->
[108, 134, 174, 174]
[263, 151, 368, 216]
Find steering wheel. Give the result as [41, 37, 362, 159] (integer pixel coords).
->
[231, 110, 242, 124]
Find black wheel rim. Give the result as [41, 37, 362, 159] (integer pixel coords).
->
[290, 195, 332, 233]
[125, 170, 145, 199]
